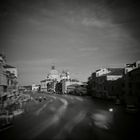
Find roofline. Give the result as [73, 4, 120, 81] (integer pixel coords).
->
[4, 64, 16, 68]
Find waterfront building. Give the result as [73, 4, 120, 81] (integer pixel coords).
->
[40, 79, 52, 92]
[61, 79, 83, 94]
[0, 55, 7, 97]
[4, 64, 18, 77]
[123, 60, 140, 106]
[0, 54, 18, 97]
[40, 65, 86, 94]
[40, 65, 61, 92]
[96, 68, 110, 77]
[32, 84, 40, 92]
[60, 70, 70, 80]
[66, 82, 87, 95]
[47, 65, 60, 81]
[89, 68, 124, 99]
[125, 60, 140, 74]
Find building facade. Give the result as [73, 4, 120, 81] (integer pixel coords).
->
[47, 65, 60, 81]
[0, 56, 7, 96]
[0, 54, 18, 97]
[32, 84, 40, 92]
[40, 65, 85, 94]
[62, 79, 85, 94]
[125, 60, 140, 74]
[4, 64, 18, 77]
[40, 66, 70, 93]
[123, 60, 140, 106]
[89, 68, 124, 99]
[40, 79, 53, 92]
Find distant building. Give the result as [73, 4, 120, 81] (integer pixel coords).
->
[40, 65, 86, 95]
[40, 79, 52, 92]
[47, 65, 60, 81]
[23, 85, 32, 92]
[40, 66, 60, 92]
[32, 84, 40, 91]
[61, 79, 83, 94]
[66, 84, 79, 94]
[18, 86, 26, 93]
[60, 70, 70, 80]
[66, 82, 87, 96]
[40, 66, 71, 93]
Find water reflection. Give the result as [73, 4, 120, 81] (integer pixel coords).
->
[91, 109, 114, 130]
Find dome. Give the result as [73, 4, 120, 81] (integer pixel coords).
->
[50, 69, 59, 75]
[47, 65, 60, 80]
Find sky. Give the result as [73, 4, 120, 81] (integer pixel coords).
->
[0, 0, 140, 86]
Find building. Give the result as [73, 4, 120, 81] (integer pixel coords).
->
[123, 60, 140, 106]
[67, 83, 87, 96]
[61, 79, 83, 94]
[40, 66, 60, 92]
[0, 54, 18, 110]
[4, 64, 18, 77]
[89, 68, 124, 99]
[40, 66, 72, 93]
[125, 60, 140, 74]
[0, 54, 18, 97]
[40, 79, 52, 92]
[96, 68, 110, 77]
[6, 71, 18, 94]
[4, 64, 18, 94]
[32, 84, 40, 92]
[47, 65, 60, 81]
[40, 79, 47, 92]
[60, 70, 70, 80]
[18, 85, 32, 93]
[67, 84, 79, 94]
[0, 55, 7, 97]
[40, 65, 85, 94]
[23, 86, 32, 92]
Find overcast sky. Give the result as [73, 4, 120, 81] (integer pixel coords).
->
[0, 0, 140, 86]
